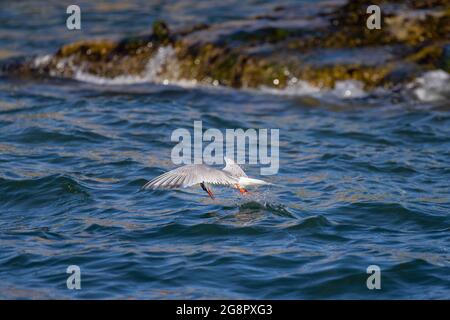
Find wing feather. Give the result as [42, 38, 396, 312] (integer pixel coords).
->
[143, 164, 238, 190]
[222, 157, 247, 178]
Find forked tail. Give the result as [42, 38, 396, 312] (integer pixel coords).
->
[238, 177, 273, 187]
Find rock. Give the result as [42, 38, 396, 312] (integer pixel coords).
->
[1, 0, 449, 92]
[152, 20, 171, 43]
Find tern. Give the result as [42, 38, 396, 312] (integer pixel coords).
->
[142, 157, 271, 199]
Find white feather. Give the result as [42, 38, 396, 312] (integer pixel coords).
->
[238, 176, 272, 187]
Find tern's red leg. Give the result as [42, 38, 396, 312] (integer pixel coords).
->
[201, 183, 215, 199]
[235, 184, 249, 194]
[206, 188, 215, 199]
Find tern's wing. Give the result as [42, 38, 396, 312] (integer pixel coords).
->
[143, 164, 238, 190]
[222, 157, 247, 178]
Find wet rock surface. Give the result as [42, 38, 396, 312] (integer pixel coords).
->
[1, 0, 449, 92]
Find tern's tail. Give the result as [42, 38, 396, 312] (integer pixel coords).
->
[238, 177, 273, 187]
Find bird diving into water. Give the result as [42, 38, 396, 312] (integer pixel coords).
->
[142, 157, 272, 199]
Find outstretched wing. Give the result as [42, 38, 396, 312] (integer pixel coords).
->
[143, 164, 238, 190]
[222, 157, 247, 178]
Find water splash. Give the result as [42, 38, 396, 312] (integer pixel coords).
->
[330, 80, 367, 99]
[73, 46, 176, 85]
[260, 79, 322, 96]
[408, 70, 450, 102]
[260, 78, 367, 99]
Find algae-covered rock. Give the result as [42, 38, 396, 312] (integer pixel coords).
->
[1, 0, 449, 92]
[152, 20, 171, 43]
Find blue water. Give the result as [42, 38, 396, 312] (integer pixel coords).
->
[0, 1, 449, 299]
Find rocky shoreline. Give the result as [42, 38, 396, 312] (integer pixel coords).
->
[1, 0, 449, 93]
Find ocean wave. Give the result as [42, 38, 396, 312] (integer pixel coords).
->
[260, 79, 368, 99]
[237, 201, 296, 218]
[153, 221, 269, 237]
[9, 127, 110, 144]
[0, 175, 90, 209]
[73, 46, 176, 85]
[333, 202, 448, 232]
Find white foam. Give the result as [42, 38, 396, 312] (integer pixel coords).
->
[73, 46, 176, 85]
[260, 78, 367, 99]
[260, 79, 321, 96]
[33, 54, 52, 68]
[330, 80, 367, 99]
[409, 70, 450, 102]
